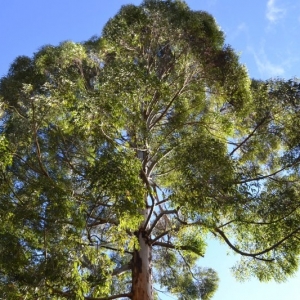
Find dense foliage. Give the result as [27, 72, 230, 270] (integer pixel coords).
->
[1, 0, 300, 299]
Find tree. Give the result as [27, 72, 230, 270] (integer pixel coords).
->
[1, 0, 300, 299]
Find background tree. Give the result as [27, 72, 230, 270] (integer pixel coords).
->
[1, 0, 300, 299]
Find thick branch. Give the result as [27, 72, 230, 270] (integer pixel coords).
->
[51, 286, 133, 299]
[112, 263, 132, 276]
[155, 197, 171, 206]
[176, 217, 203, 226]
[80, 256, 131, 277]
[100, 245, 133, 255]
[85, 293, 132, 300]
[148, 148, 174, 177]
[140, 169, 156, 230]
[152, 241, 204, 256]
[147, 209, 177, 234]
[150, 230, 171, 245]
[87, 218, 119, 227]
[49, 287, 74, 298]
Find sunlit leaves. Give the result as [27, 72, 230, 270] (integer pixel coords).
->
[153, 246, 219, 300]
[1, 0, 300, 299]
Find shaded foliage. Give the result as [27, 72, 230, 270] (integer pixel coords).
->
[1, 0, 300, 299]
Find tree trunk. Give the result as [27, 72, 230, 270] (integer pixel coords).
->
[131, 229, 153, 300]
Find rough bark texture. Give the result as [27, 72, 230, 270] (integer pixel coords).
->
[131, 230, 153, 300]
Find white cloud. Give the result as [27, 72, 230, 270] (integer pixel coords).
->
[249, 47, 285, 78]
[266, 0, 286, 22]
[254, 55, 285, 77]
[248, 41, 300, 79]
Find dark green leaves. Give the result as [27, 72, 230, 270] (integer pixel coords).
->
[1, 1, 300, 299]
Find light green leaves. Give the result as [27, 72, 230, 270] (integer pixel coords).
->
[1, 1, 300, 299]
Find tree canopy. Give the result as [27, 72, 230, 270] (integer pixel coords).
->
[1, 0, 300, 299]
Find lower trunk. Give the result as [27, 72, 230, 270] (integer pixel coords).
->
[131, 230, 153, 300]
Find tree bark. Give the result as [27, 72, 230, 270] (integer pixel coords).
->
[131, 229, 153, 300]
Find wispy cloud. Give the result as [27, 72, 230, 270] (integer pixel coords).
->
[248, 41, 300, 79]
[249, 46, 285, 78]
[254, 54, 284, 78]
[205, 0, 217, 7]
[230, 23, 248, 41]
[266, 0, 286, 22]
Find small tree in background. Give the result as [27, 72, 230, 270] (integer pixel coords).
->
[1, 0, 300, 299]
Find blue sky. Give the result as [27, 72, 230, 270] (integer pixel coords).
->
[1, 1, 300, 299]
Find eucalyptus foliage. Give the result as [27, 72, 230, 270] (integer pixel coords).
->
[1, 0, 300, 299]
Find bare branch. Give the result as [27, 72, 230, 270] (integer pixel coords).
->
[236, 165, 297, 184]
[219, 203, 300, 227]
[31, 101, 51, 178]
[155, 197, 171, 206]
[150, 230, 171, 245]
[139, 169, 156, 231]
[152, 241, 204, 256]
[149, 84, 186, 130]
[50, 283, 130, 299]
[13, 152, 45, 176]
[100, 245, 133, 255]
[178, 250, 198, 281]
[146, 90, 160, 126]
[148, 148, 174, 177]
[175, 216, 204, 227]
[217, 220, 235, 228]
[84, 293, 132, 300]
[147, 209, 177, 234]
[87, 218, 119, 227]
[229, 116, 269, 157]
[214, 226, 300, 261]
[112, 263, 132, 276]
